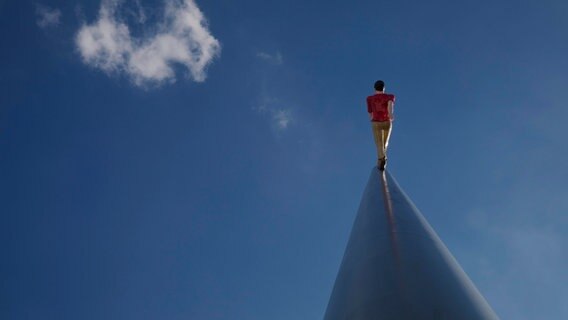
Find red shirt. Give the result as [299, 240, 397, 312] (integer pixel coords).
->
[367, 93, 395, 122]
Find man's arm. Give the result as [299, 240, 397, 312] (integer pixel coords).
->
[388, 100, 394, 121]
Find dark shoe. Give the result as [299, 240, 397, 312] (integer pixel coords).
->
[379, 158, 387, 171]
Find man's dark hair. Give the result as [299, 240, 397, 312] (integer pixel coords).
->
[374, 80, 385, 91]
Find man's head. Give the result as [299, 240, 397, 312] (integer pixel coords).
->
[374, 80, 385, 92]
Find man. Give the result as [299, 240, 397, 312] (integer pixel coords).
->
[367, 80, 395, 171]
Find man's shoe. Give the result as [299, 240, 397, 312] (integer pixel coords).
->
[379, 158, 387, 171]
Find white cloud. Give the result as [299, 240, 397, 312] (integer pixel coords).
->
[256, 51, 283, 65]
[36, 4, 62, 28]
[75, 0, 221, 86]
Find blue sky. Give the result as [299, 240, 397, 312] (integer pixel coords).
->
[1, 0, 567, 319]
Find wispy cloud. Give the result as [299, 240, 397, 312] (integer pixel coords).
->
[255, 97, 294, 132]
[36, 4, 62, 28]
[132, 0, 147, 24]
[253, 51, 293, 131]
[466, 190, 568, 319]
[75, 0, 221, 86]
[256, 51, 283, 65]
[273, 109, 292, 130]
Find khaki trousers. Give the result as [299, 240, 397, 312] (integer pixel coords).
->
[371, 121, 392, 161]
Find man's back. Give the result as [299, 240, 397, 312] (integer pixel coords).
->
[367, 93, 395, 122]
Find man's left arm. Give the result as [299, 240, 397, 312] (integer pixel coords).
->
[388, 100, 394, 121]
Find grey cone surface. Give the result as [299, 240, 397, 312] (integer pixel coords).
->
[323, 169, 499, 320]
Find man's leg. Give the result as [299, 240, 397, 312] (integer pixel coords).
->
[381, 122, 392, 157]
[378, 121, 391, 170]
[371, 122, 385, 166]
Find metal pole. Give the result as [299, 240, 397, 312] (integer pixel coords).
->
[323, 169, 499, 320]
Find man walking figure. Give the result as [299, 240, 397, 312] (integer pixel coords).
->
[367, 80, 395, 171]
